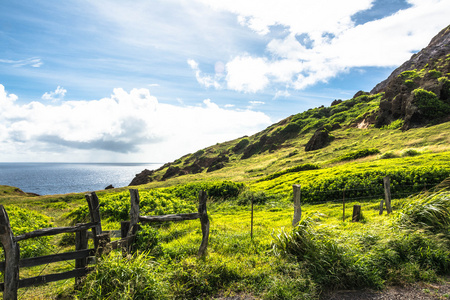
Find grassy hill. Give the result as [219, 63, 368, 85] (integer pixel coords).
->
[1, 26, 450, 299]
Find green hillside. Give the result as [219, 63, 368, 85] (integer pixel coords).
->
[2, 26, 450, 300]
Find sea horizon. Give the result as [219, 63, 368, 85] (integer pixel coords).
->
[0, 162, 163, 196]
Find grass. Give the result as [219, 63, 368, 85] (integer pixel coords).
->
[1, 102, 450, 298]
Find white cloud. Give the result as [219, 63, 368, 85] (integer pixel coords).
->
[226, 55, 270, 92]
[188, 59, 221, 89]
[42, 86, 67, 101]
[0, 57, 43, 68]
[0, 84, 271, 162]
[196, 0, 450, 92]
[274, 90, 290, 99]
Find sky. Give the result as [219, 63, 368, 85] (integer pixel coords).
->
[0, 0, 449, 163]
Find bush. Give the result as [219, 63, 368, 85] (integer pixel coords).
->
[168, 181, 244, 201]
[381, 119, 404, 130]
[333, 148, 380, 162]
[401, 149, 421, 157]
[1, 206, 53, 259]
[257, 164, 320, 182]
[380, 151, 398, 159]
[232, 138, 250, 153]
[413, 88, 450, 119]
[237, 189, 283, 205]
[67, 189, 196, 223]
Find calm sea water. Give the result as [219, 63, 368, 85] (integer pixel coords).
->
[0, 163, 162, 196]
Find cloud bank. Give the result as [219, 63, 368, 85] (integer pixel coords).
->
[0, 84, 271, 162]
[192, 0, 450, 93]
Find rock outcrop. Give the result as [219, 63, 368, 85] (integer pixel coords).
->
[129, 169, 154, 186]
[371, 25, 450, 129]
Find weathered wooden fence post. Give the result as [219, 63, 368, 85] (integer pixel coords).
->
[198, 190, 209, 257]
[0, 205, 19, 300]
[383, 176, 392, 214]
[85, 192, 103, 250]
[292, 184, 301, 226]
[129, 189, 140, 236]
[352, 205, 361, 222]
[75, 227, 88, 286]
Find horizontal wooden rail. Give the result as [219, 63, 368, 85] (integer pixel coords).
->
[139, 213, 200, 223]
[0, 267, 93, 291]
[14, 222, 99, 242]
[0, 249, 95, 271]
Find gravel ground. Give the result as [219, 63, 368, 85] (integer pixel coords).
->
[213, 280, 450, 299]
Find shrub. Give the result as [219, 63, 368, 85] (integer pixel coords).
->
[428, 69, 442, 78]
[257, 164, 320, 182]
[1, 206, 53, 259]
[237, 189, 283, 205]
[232, 138, 250, 153]
[380, 151, 398, 159]
[413, 88, 450, 119]
[401, 149, 421, 157]
[168, 181, 244, 201]
[381, 119, 404, 130]
[333, 148, 380, 162]
[67, 189, 196, 223]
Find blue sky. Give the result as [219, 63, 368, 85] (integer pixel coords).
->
[1, 0, 449, 162]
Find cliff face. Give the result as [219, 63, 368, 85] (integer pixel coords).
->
[371, 25, 450, 129]
[371, 26, 450, 94]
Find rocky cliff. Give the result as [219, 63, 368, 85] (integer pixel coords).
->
[371, 25, 450, 129]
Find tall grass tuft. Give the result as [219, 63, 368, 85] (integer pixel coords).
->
[397, 191, 450, 232]
[76, 251, 168, 300]
[271, 213, 383, 290]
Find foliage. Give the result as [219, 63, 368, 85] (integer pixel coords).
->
[413, 88, 450, 119]
[1, 205, 52, 259]
[236, 189, 283, 205]
[232, 138, 250, 153]
[135, 224, 163, 256]
[167, 180, 244, 201]
[251, 153, 450, 203]
[67, 189, 196, 223]
[272, 213, 384, 289]
[381, 119, 404, 130]
[257, 163, 320, 182]
[272, 203, 450, 292]
[169, 255, 241, 299]
[76, 251, 168, 300]
[380, 151, 398, 159]
[401, 148, 421, 157]
[396, 191, 450, 232]
[332, 148, 380, 162]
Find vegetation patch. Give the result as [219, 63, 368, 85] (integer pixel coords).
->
[257, 164, 320, 182]
[332, 148, 380, 162]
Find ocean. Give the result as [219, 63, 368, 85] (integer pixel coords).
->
[0, 162, 162, 196]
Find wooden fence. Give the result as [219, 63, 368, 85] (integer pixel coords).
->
[1, 175, 395, 299]
[0, 189, 209, 300]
